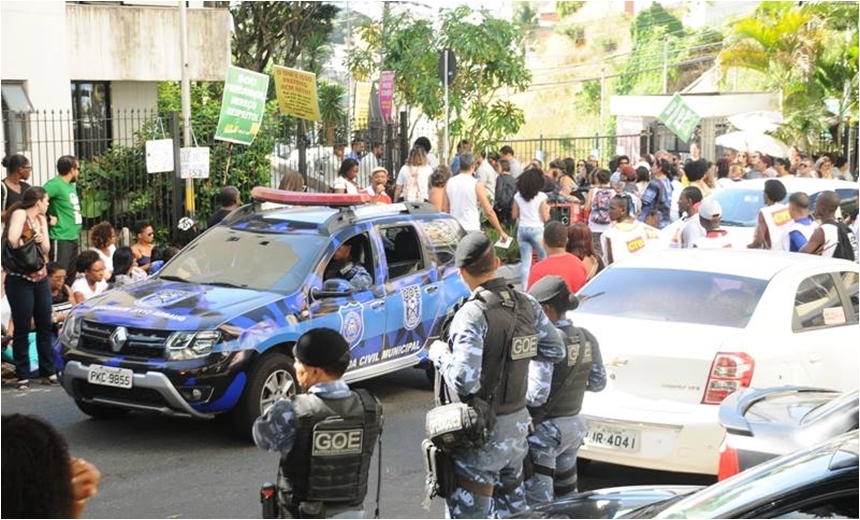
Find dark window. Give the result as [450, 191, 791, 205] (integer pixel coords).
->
[793, 273, 849, 332]
[1, 82, 34, 155]
[840, 271, 859, 323]
[70, 81, 112, 159]
[380, 225, 424, 280]
[769, 491, 858, 519]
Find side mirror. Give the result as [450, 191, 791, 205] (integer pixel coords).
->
[310, 279, 354, 299]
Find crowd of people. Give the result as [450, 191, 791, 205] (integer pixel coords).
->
[0, 154, 192, 391]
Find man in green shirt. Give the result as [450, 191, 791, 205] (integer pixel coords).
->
[44, 155, 82, 286]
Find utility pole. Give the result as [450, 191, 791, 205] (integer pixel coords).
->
[443, 49, 449, 165]
[662, 39, 669, 94]
[179, 1, 194, 216]
[346, 1, 353, 147]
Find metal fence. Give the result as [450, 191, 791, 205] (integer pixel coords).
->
[4, 107, 856, 248]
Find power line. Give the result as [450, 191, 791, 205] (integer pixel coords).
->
[523, 54, 719, 90]
[528, 41, 724, 75]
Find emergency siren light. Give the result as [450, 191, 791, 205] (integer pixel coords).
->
[251, 187, 372, 207]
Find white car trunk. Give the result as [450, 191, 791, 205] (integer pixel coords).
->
[574, 313, 745, 405]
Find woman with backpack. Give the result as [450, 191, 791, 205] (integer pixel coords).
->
[639, 159, 675, 230]
[512, 169, 551, 287]
[394, 146, 432, 202]
[584, 169, 615, 256]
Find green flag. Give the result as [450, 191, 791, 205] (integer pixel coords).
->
[215, 65, 269, 145]
[658, 93, 700, 143]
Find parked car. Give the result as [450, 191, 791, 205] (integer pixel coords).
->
[708, 177, 858, 248]
[718, 386, 859, 479]
[59, 189, 470, 437]
[574, 249, 858, 474]
[520, 430, 858, 519]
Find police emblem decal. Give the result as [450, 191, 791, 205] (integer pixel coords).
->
[401, 284, 422, 331]
[339, 302, 364, 348]
[312, 428, 364, 456]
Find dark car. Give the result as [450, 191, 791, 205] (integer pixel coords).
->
[59, 190, 470, 436]
[520, 430, 858, 519]
[717, 385, 859, 479]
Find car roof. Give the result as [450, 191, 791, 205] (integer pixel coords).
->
[610, 249, 858, 280]
[721, 177, 858, 193]
[228, 200, 445, 234]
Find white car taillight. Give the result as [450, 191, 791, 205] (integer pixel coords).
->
[702, 352, 755, 405]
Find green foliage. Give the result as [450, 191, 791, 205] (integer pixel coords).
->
[576, 79, 602, 115]
[317, 81, 346, 145]
[482, 225, 520, 265]
[719, 2, 857, 148]
[228, 2, 339, 73]
[347, 6, 531, 150]
[556, 2, 585, 19]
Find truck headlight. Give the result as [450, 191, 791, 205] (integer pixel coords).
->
[60, 313, 82, 348]
[166, 331, 221, 360]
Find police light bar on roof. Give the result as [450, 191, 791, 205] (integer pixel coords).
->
[251, 187, 372, 207]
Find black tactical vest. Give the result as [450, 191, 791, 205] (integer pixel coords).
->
[531, 323, 593, 421]
[472, 277, 539, 416]
[280, 389, 381, 515]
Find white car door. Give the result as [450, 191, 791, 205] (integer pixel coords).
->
[786, 269, 859, 392]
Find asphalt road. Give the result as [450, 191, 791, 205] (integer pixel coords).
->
[2, 368, 714, 518]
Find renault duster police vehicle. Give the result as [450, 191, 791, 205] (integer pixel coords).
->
[59, 189, 469, 436]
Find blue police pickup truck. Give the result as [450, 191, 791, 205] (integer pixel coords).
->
[59, 189, 469, 437]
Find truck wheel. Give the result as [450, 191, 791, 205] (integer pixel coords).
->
[232, 351, 297, 440]
[75, 400, 130, 420]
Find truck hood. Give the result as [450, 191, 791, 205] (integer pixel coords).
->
[75, 279, 288, 331]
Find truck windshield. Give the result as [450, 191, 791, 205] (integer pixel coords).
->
[157, 227, 327, 293]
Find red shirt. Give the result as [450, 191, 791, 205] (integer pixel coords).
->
[527, 253, 588, 293]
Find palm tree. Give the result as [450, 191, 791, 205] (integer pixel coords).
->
[317, 81, 346, 145]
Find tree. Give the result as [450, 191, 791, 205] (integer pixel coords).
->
[556, 2, 585, 19]
[227, 2, 339, 73]
[719, 2, 857, 148]
[317, 81, 346, 145]
[347, 6, 531, 151]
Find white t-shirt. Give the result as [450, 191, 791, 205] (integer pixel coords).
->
[476, 161, 497, 197]
[514, 191, 547, 228]
[71, 278, 108, 301]
[508, 158, 524, 178]
[600, 220, 661, 264]
[680, 218, 707, 248]
[332, 176, 359, 194]
[92, 245, 116, 278]
[395, 164, 432, 202]
[446, 174, 481, 231]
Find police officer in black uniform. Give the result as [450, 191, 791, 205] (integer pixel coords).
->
[254, 328, 382, 518]
[427, 233, 565, 518]
[524, 276, 605, 504]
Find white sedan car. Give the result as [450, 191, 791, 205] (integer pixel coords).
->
[574, 249, 858, 475]
[709, 177, 858, 248]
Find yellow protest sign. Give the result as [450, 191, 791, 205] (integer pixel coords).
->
[273, 66, 321, 121]
[354, 81, 372, 124]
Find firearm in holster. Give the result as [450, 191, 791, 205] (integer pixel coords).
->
[260, 482, 278, 519]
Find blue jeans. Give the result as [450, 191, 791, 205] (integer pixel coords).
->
[4, 275, 56, 380]
[518, 226, 546, 287]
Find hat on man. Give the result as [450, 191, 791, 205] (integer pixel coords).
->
[293, 328, 349, 368]
[370, 166, 388, 177]
[528, 275, 579, 311]
[455, 232, 493, 268]
[698, 199, 722, 220]
[619, 165, 636, 181]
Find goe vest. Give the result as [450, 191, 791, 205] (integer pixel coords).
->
[470, 278, 539, 416]
[279, 389, 381, 516]
[529, 323, 594, 422]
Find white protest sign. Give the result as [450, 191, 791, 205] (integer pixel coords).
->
[180, 147, 211, 179]
[146, 139, 174, 173]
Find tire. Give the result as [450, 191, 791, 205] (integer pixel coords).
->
[74, 400, 131, 420]
[231, 351, 297, 441]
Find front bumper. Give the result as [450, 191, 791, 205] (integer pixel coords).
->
[63, 360, 215, 419]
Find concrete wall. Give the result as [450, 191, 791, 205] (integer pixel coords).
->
[66, 4, 231, 82]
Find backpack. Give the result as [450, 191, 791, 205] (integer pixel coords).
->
[826, 220, 858, 262]
[591, 187, 614, 224]
[494, 175, 517, 214]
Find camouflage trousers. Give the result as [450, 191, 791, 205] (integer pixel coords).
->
[524, 414, 588, 505]
[446, 408, 531, 519]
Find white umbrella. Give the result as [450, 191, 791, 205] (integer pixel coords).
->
[715, 131, 790, 158]
[728, 111, 784, 133]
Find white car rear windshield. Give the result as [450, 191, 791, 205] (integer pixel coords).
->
[577, 268, 768, 328]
